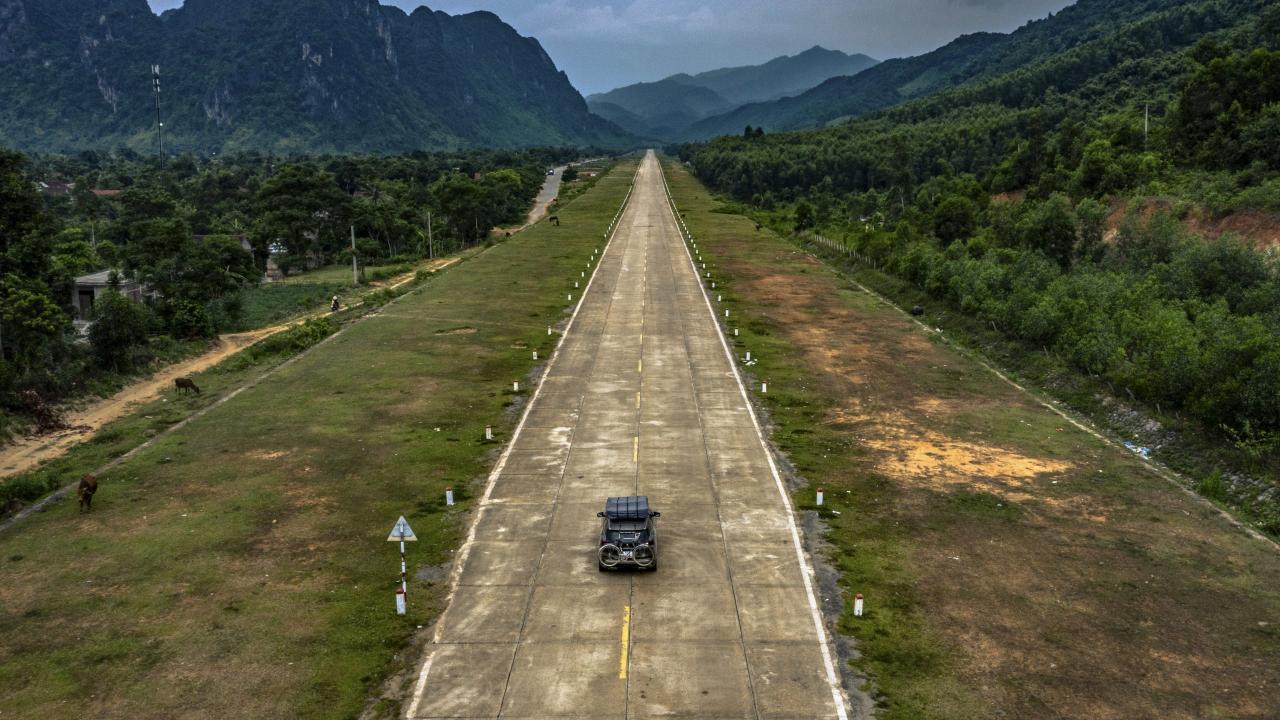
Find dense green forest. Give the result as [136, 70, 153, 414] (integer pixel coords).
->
[677, 2, 1280, 477]
[0, 145, 580, 437]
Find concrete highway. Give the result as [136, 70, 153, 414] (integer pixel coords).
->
[407, 151, 848, 719]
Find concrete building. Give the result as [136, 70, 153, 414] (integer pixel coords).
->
[71, 270, 144, 331]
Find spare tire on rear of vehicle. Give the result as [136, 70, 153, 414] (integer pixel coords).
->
[598, 543, 621, 570]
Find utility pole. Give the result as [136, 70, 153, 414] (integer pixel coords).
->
[350, 225, 359, 285]
[426, 212, 433, 259]
[151, 64, 164, 157]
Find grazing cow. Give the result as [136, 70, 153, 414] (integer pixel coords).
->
[548, 215, 560, 226]
[174, 377, 201, 394]
[755, 223, 762, 231]
[78, 474, 98, 512]
[910, 305, 925, 317]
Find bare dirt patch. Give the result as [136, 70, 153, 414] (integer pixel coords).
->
[1103, 197, 1280, 248]
[863, 423, 1072, 494]
[245, 449, 290, 461]
[435, 327, 478, 335]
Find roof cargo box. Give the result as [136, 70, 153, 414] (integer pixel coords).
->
[604, 496, 650, 520]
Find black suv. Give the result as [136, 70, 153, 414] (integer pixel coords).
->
[597, 496, 660, 571]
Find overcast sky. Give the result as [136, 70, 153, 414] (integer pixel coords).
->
[146, 0, 1074, 94]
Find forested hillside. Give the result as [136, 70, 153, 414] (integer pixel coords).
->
[678, 0, 1280, 527]
[681, 0, 1237, 140]
[0, 0, 629, 153]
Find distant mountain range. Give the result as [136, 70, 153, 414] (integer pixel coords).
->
[0, 0, 631, 153]
[587, 46, 878, 140]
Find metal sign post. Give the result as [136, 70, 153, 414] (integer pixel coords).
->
[387, 516, 418, 615]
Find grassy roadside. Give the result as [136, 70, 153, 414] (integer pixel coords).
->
[0, 160, 638, 720]
[0, 251, 482, 513]
[662, 158, 1280, 720]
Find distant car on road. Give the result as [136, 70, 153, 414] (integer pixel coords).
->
[546, 168, 556, 176]
[597, 496, 660, 571]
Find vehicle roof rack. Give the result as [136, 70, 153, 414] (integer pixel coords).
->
[604, 495, 650, 520]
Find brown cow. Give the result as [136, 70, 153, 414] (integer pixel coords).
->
[174, 377, 201, 394]
[78, 474, 98, 512]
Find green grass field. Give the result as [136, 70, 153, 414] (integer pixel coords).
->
[0, 160, 637, 720]
[661, 159, 1280, 720]
[232, 261, 418, 332]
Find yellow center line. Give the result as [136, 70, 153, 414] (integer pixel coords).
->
[633, 436, 639, 463]
[619, 605, 632, 679]
[635, 391, 641, 409]
[638, 358, 643, 374]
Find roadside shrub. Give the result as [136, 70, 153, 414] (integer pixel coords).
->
[165, 299, 214, 339]
[364, 264, 412, 283]
[221, 317, 338, 373]
[89, 291, 150, 371]
[0, 473, 55, 511]
[1197, 470, 1227, 501]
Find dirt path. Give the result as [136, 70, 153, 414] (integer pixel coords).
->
[0, 256, 460, 480]
[0, 327, 283, 478]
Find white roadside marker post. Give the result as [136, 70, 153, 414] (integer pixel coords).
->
[854, 593, 864, 617]
[816, 487, 824, 506]
[734, 328, 739, 337]
[762, 382, 768, 394]
[485, 426, 493, 441]
[513, 381, 520, 392]
[533, 351, 538, 360]
[547, 326, 552, 336]
[745, 351, 752, 362]
[387, 516, 418, 616]
[445, 487, 455, 506]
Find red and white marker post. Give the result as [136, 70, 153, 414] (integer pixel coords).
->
[854, 593, 864, 617]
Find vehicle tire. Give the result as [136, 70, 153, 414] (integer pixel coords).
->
[598, 561, 608, 572]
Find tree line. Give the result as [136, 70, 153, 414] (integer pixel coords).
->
[0, 146, 581, 435]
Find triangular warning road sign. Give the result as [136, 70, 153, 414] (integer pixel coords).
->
[387, 515, 417, 541]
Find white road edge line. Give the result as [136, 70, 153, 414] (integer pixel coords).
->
[659, 160, 851, 720]
[405, 162, 641, 719]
